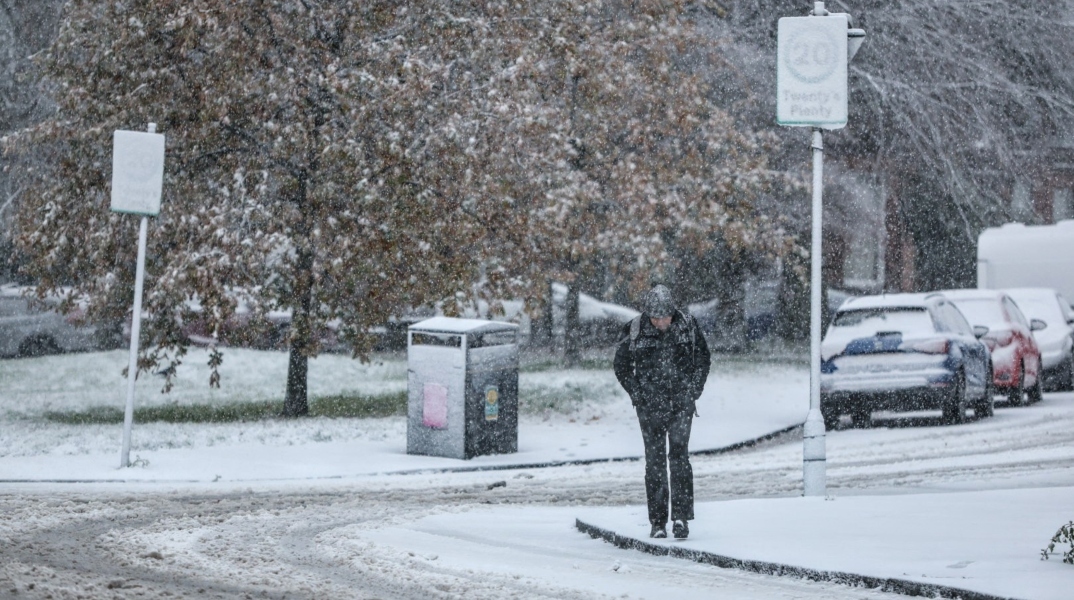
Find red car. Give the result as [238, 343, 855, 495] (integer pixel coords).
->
[942, 289, 1045, 405]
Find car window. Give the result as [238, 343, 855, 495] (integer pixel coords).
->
[932, 302, 971, 335]
[830, 308, 935, 335]
[1057, 294, 1074, 322]
[1010, 296, 1064, 326]
[950, 298, 1004, 327]
[0, 297, 30, 317]
[1003, 297, 1030, 328]
[930, 306, 951, 333]
[944, 304, 974, 335]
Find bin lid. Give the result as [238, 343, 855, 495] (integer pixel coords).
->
[409, 316, 518, 335]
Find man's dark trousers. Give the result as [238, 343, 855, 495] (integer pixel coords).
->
[637, 402, 694, 526]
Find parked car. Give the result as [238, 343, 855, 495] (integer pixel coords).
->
[688, 280, 784, 350]
[820, 292, 993, 428]
[550, 283, 640, 348]
[0, 284, 111, 358]
[1003, 287, 1074, 391]
[941, 288, 1044, 405]
[174, 301, 348, 353]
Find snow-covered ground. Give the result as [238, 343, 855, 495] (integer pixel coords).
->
[577, 488, 1073, 600]
[0, 347, 808, 480]
[2, 348, 1073, 599]
[0, 347, 412, 417]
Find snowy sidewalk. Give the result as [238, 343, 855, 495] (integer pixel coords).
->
[574, 487, 1074, 600]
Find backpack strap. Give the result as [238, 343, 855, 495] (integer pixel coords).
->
[628, 316, 642, 378]
[677, 309, 696, 356]
[676, 310, 703, 417]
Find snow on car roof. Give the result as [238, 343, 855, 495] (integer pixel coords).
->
[837, 292, 936, 311]
[552, 282, 640, 323]
[1002, 287, 1062, 300]
[938, 288, 1006, 301]
[0, 283, 86, 307]
[0, 283, 23, 298]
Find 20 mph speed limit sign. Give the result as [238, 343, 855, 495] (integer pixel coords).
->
[777, 15, 848, 128]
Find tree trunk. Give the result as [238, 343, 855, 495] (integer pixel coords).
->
[531, 279, 555, 348]
[564, 284, 581, 366]
[714, 272, 748, 354]
[282, 240, 316, 416]
[282, 341, 310, 417]
[776, 259, 809, 341]
[282, 94, 327, 417]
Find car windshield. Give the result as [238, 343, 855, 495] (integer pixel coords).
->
[830, 308, 934, 335]
[951, 299, 1005, 326]
[0, 297, 31, 317]
[1008, 296, 1063, 324]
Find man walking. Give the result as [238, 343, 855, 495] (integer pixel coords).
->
[613, 284, 711, 539]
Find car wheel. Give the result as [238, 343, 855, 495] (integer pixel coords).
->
[1007, 363, 1027, 406]
[1061, 354, 1074, 392]
[942, 372, 968, 425]
[1028, 365, 1044, 404]
[822, 407, 841, 430]
[975, 365, 995, 419]
[17, 334, 61, 358]
[850, 407, 871, 428]
[93, 322, 126, 351]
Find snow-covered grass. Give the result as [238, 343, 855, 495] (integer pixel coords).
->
[0, 347, 632, 421]
[0, 347, 624, 459]
[0, 348, 409, 417]
[0, 347, 809, 472]
[41, 391, 408, 424]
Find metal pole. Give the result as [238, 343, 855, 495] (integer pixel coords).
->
[120, 122, 155, 468]
[803, 127, 827, 496]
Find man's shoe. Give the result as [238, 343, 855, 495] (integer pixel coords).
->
[650, 523, 667, 538]
[672, 519, 689, 539]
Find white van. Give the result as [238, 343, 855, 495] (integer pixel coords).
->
[977, 221, 1074, 306]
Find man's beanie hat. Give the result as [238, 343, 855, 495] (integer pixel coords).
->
[644, 284, 675, 318]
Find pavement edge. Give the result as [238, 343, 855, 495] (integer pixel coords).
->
[574, 518, 1021, 600]
[384, 422, 807, 476]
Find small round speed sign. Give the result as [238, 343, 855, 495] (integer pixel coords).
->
[783, 29, 840, 84]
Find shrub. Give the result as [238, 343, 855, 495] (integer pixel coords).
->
[1041, 521, 1074, 564]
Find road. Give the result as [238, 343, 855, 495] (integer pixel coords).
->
[2, 393, 1073, 599]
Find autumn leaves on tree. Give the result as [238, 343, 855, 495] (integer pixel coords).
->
[4, 0, 791, 413]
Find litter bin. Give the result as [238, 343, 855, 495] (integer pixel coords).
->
[406, 317, 519, 459]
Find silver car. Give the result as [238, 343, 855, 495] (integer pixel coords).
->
[821, 293, 993, 428]
[0, 284, 103, 358]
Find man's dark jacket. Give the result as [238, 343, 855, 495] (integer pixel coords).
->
[613, 311, 711, 414]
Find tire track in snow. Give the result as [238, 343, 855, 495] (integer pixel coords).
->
[3, 396, 1073, 598]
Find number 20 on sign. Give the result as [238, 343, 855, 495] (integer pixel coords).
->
[777, 14, 848, 128]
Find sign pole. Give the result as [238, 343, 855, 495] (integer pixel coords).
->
[777, 0, 863, 497]
[803, 126, 827, 496]
[120, 213, 148, 467]
[119, 122, 158, 468]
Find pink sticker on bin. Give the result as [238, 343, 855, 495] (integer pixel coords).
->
[422, 383, 448, 429]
